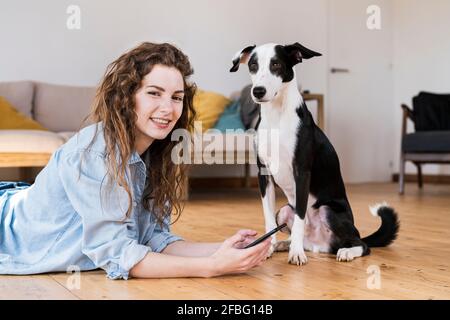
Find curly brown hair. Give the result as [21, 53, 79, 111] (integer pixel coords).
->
[86, 42, 196, 226]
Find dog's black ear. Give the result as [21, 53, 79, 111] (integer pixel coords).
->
[230, 45, 256, 72]
[284, 42, 322, 65]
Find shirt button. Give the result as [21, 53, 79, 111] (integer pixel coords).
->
[132, 200, 138, 207]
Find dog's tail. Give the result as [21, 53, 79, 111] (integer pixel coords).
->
[361, 202, 400, 247]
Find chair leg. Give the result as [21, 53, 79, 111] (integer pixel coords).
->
[179, 176, 189, 201]
[244, 163, 251, 188]
[399, 154, 405, 195]
[416, 163, 423, 189]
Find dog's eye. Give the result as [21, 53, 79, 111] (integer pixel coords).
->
[249, 62, 258, 71]
[272, 62, 281, 68]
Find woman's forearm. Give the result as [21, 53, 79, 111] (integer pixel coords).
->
[129, 252, 215, 278]
[129, 232, 271, 279]
[161, 240, 222, 257]
[129, 241, 223, 278]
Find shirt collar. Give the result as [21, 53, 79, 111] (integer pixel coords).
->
[128, 150, 143, 165]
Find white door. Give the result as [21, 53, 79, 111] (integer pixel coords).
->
[327, 0, 394, 183]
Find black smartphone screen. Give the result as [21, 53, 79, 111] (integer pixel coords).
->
[244, 223, 287, 249]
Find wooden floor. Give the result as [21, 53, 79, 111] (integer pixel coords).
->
[1, 182, 449, 300]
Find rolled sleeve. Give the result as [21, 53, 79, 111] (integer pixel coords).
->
[103, 241, 149, 280]
[147, 215, 183, 253]
[58, 150, 150, 280]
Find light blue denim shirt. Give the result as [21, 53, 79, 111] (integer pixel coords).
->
[0, 122, 183, 279]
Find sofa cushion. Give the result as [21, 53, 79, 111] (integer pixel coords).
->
[193, 89, 231, 131]
[0, 81, 34, 118]
[402, 131, 450, 153]
[213, 101, 246, 132]
[34, 82, 96, 132]
[0, 130, 65, 153]
[0, 97, 47, 130]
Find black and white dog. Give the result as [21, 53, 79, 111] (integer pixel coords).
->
[230, 43, 399, 265]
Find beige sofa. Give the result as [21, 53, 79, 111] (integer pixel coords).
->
[0, 81, 95, 179]
[0, 81, 256, 190]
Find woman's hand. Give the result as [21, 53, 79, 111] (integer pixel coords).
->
[207, 230, 271, 277]
[232, 229, 258, 249]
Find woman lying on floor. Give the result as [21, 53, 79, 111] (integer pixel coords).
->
[0, 42, 270, 279]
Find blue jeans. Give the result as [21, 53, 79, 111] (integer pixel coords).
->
[0, 181, 31, 196]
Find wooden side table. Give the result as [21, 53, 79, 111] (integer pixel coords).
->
[303, 93, 325, 130]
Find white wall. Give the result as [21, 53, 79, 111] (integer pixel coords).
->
[393, 0, 450, 176]
[0, 0, 327, 96]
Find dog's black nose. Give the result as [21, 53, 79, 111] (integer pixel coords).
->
[252, 86, 266, 99]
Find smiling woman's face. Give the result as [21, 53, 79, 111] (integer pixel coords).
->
[134, 64, 185, 154]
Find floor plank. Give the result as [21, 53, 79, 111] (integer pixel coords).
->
[0, 275, 78, 300]
[49, 271, 234, 300]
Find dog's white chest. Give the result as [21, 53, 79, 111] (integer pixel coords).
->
[257, 107, 299, 200]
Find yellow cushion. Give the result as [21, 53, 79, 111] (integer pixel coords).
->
[193, 89, 231, 131]
[0, 96, 47, 130]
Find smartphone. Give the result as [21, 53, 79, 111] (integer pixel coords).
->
[244, 223, 287, 249]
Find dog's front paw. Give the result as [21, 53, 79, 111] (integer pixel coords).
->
[288, 248, 308, 266]
[336, 248, 357, 262]
[273, 240, 290, 252]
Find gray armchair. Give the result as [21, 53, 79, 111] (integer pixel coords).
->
[399, 92, 450, 194]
